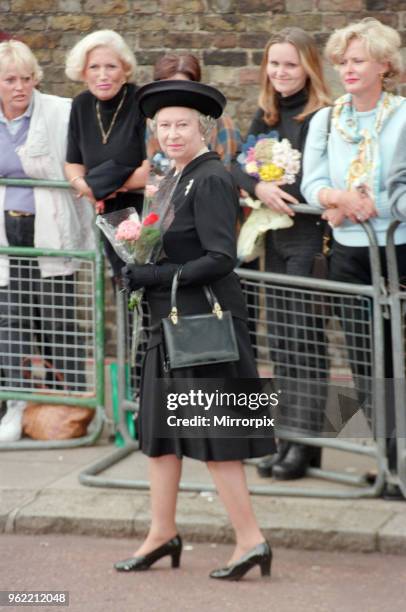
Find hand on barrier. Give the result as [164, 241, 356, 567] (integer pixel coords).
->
[322, 207, 346, 228]
[337, 187, 377, 224]
[71, 176, 98, 205]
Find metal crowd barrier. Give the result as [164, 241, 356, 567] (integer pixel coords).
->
[80, 206, 393, 498]
[385, 220, 406, 498]
[0, 177, 105, 449]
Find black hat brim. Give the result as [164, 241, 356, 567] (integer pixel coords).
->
[135, 80, 226, 119]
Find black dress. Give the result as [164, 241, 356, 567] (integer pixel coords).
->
[66, 83, 146, 273]
[139, 151, 276, 460]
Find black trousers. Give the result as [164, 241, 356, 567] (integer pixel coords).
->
[265, 216, 327, 435]
[0, 214, 85, 391]
[329, 241, 406, 465]
[239, 258, 260, 359]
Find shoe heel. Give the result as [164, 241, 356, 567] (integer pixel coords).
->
[260, 556, 271, 577]
[171, 551, 181, 568]
[309, 447, 322, 468]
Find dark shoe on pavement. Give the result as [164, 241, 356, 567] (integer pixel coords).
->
[209, 540, 272, 581]
[256, 441, 290, 478]
[114, 534, 182, 572]
[382, 482, 405, 501]
[272, 443, 321, 481]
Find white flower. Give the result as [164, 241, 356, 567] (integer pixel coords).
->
[237, 207, 294, 262]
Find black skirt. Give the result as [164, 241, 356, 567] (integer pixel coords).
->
[137, 318, 276, 461]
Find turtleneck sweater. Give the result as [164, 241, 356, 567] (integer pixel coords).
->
[231, 88, 315, 203]
[66, 82, 146, 211]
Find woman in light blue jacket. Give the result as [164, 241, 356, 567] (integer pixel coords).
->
[302, 18, 406, 495]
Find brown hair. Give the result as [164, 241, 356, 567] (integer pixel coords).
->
[153, 53, 201, 82]
[258, 27, 330, 125]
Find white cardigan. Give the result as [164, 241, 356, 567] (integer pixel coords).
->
[0, 89, 95, 285]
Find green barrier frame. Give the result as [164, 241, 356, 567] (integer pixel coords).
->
[0, 177, 106, 449]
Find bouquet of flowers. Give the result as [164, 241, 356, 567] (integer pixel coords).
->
[96, 158, 180, 362]
[108, 209, 162, 268]
[236, 133, 301, 262]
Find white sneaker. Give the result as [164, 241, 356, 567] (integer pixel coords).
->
[0, 400, 27, 442]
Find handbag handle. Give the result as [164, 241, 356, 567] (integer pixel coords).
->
[168, 266, 224, 325]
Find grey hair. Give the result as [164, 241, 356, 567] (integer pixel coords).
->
[198, 113, 216, 141]
[150, 109, 216, 142]
[65, 30, 136, 82]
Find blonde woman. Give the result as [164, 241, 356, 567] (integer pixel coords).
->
[232, 28, 331, 480]
[302, 18, 406, 496]
[0, 41, 94, 441]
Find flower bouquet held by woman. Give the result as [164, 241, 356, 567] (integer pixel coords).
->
[96, 167, 181, 360]
[236, 134, 301, 262]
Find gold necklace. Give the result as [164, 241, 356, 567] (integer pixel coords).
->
[96, 85, 127, 145]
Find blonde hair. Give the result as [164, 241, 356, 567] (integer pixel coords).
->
[325, 18, 403, 90]
[258, 27, 330, 126]
[65, 30, 136, 82]
[0, 40, 43, 82]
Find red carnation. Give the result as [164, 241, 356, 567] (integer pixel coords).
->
[143, 213, 160, 226]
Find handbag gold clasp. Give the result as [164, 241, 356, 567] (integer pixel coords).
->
[212, 302, 223, 320]
[169, 307, 178, 325]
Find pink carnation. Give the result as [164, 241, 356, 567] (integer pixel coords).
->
[145, 183, 159, 198]
[116, 219, 142, 241]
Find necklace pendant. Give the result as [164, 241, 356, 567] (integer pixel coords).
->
[96, 84, 127, 148]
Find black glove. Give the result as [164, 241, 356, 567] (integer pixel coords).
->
[121, 264, 158, 291]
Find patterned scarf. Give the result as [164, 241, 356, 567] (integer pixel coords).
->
[332, 91, 403, 202]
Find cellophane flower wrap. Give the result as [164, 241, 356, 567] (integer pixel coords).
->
[96, 154, 179, 362]
[237, 133, 301, 262]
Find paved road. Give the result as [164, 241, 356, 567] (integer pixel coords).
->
[1, 534, 405, 612]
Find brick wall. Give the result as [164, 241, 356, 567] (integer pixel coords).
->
[4, 0, 406, 135]
[3, 0, 406, 354]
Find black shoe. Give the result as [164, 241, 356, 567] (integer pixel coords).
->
[114, 534, 182, 572]
[272, 444, 321, 481]
[209, 541, 272, 581]
[256, 441, 290, 478]
[382, 483, 405, 501]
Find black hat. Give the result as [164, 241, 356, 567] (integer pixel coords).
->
[135, 80, 226, 119]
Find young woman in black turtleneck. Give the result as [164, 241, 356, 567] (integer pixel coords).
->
[232, 28, 331, 481]
[64, 30, 149, 275]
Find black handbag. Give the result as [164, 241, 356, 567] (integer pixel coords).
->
[311, 226, 332, 279]
[162, 268, 240, 370]
[311, 107, 333, 281]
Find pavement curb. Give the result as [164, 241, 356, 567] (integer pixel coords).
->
[2, 487, 406, 555]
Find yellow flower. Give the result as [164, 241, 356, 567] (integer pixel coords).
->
[259, 163, 284, 181]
